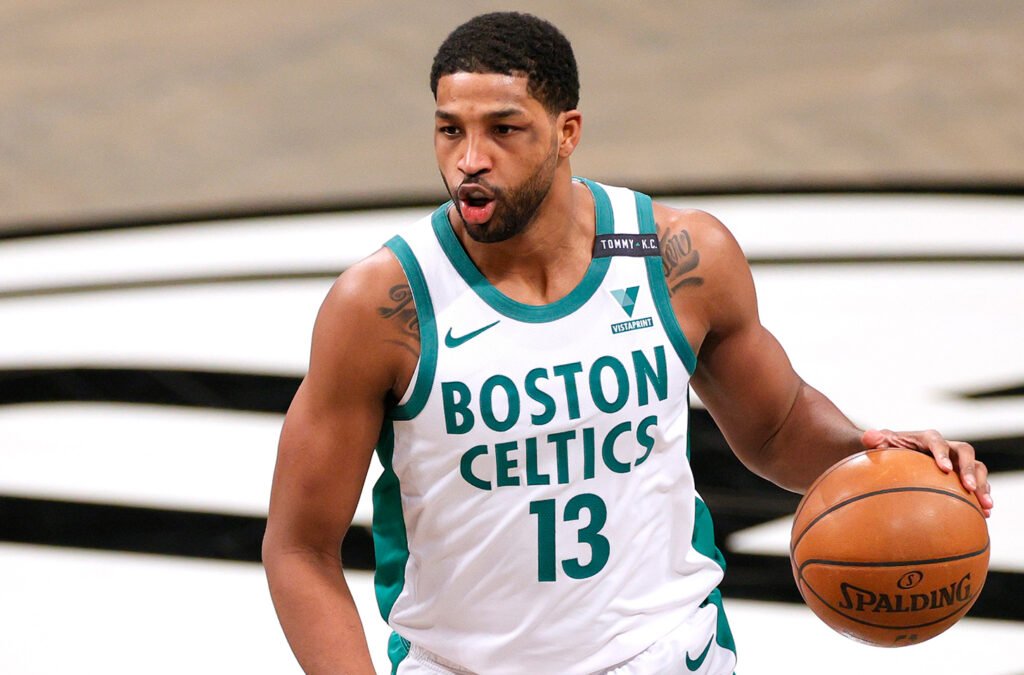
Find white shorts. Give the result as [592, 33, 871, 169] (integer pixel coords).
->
[394, 602, 737, 675]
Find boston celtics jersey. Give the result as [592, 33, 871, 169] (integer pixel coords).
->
[372, 179, 736, 674]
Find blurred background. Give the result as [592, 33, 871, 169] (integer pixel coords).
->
[1, 2, 1022, 673]
[4, 0, 1022, 231]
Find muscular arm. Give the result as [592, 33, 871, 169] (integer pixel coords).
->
[263, 249, 417, 673]
[655, 204, 993, 510]
[655, 205, 862, 493]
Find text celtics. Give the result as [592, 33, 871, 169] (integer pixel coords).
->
[441, 345, 675, 490]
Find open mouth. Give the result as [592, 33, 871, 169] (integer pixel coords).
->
[458, 184, 495, 204]
[465, 194, 491, 207]
[457, 184, 497, 225]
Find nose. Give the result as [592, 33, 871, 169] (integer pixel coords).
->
[456, 133, 492, 177]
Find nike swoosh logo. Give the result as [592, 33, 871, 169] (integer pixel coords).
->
[444, 320, 500, 348]
[685, 636, 714, 672]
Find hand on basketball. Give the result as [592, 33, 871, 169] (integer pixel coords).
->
[861, 429, 993, 517]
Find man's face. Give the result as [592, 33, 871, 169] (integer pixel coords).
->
[434, 73, 560, 243]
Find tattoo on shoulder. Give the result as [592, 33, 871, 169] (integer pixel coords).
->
[377, 284, 420, 356]
[657, 224, 704, 293]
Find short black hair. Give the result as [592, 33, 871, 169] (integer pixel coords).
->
[430, 12, 579, 113]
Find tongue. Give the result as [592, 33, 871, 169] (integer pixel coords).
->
[460, 199, 496, 226]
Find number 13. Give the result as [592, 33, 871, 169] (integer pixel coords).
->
[529, 493, 610, 582]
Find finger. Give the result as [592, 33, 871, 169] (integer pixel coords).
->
[921, 430, 958, 473]
[972, 459, 994, 513]
[947, 440, 978, 491]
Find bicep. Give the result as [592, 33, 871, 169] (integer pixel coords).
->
[267, 378, 384, 555]
[658, 205, 803, 475]
[656, 204, 858, 488]
[265, 267, 403, 558]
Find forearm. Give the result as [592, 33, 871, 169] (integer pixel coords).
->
[264, 547, 376, 675]
[695, 327, 863, 493]
[758, 381, 863, 493]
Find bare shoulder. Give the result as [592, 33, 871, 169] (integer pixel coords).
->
[651, 203, 748, 288]
[308, 246, 419, 401]
[650, 202, 757, 346]
[321, 247, 417, 343]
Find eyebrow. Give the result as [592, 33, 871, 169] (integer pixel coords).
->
[435, 107, 526, 121]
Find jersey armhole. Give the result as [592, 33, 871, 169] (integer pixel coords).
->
[634, 192, 698, 375]
[383, 235, 437, 420]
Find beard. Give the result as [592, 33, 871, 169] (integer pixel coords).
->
[445, 148, 558, 244]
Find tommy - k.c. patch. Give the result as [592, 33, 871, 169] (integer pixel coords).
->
[593, 233, 660, 258]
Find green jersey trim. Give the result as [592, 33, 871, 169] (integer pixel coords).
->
[690, 407, 736, 659]
[693, 496, 738, 660]
[384, 235, 437, 421]
[429, 178, 614, 323]
[634, 191, 698, 375]
[387, 633, 410, 675]
[371, 420, 411, 672]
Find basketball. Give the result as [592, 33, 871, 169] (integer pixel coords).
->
[790, 447, 989, 647]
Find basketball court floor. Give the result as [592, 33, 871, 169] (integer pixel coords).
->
[1, 193, 1022, 673]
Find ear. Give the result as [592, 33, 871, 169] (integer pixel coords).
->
[556, 110, 583, 158]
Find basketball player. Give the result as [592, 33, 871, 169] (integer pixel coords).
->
[262, 12, 993, 674]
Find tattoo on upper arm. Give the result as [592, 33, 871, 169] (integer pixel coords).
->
[658, 224, 704, 293]
[377, 284, 420, 356]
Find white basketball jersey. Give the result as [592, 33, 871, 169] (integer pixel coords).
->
[372, 179, 736, 674]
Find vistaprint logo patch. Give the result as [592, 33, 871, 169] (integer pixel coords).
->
[610, 287, 654, 334]
[611, 286, 639, 317]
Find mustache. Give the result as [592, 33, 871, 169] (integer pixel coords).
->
[462, 175, 493, 188]
[458, 176, 501, 195]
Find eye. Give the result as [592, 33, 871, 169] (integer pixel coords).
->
[438, 126, 461, 137]
[494, 125, 518, 135]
